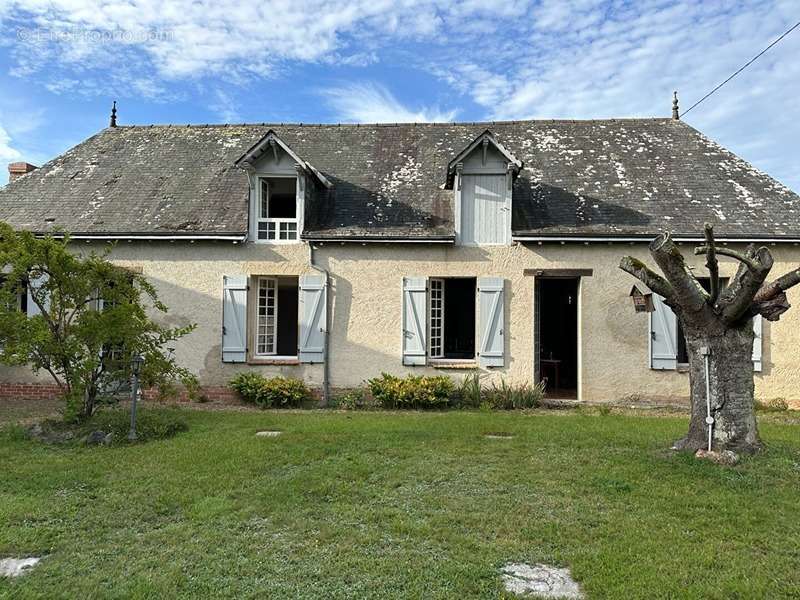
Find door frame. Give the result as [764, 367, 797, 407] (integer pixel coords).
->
[532, 274, 585, 402]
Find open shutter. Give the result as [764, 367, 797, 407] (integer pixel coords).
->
[222, 275, 248, 363]
[478, 277, 505, 367]
[26, 272, 49, 317]
[650, 294, 677, 370]
[299, 274, 326, 363]
[402, 277, 427, 365]
[752, 315, 763, 373]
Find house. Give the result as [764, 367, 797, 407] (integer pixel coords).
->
[1, 107, 799, 405]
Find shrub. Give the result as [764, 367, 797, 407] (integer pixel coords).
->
[332, 388, 381, 410]
[24, 407, 188, 445]
[455, 371, 483, 408]
[755, 397, 789, 412]
[481, 379, 544, 410]
[367, 373, 455, 409]
[229, 373, 312, 408]
[89, 407, 189, 441]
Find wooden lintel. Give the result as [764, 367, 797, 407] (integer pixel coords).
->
[523, 268, 593, 278]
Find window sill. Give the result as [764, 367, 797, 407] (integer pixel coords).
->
[253, 240, 301, 245]
[676, 363, 690, 373]
[247, 357, 300, 366]
[429, 359, 477, 369]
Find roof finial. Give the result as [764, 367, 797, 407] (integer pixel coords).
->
[110, 100, 117, 127]
[672, 91, 679, 120]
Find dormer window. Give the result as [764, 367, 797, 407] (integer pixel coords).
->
[445, 130, 522, 247]
[258, 177, 298, 242]
[235, 130, 333, 246]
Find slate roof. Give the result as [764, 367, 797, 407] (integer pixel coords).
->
[1, 119, 797, 240]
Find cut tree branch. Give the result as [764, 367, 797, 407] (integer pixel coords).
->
[650, 232, 708, 312]
[754, 266, 800, 303]
[693, 246, 760, 271]
[717, 245, 773, 324]
[702, 223, 720, 304]
[619, 256, 674, 299]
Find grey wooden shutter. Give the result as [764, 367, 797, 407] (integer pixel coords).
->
[650, 294, 677, 370]
[222, 275, 248, 363]
[478, 277, 505, 367]
[461, 175, 507, 245]
[402, 277, 427, 365]
[26, 272, 49, 317]
[299, 274, 326, 363]
[752, 315, 763, 372]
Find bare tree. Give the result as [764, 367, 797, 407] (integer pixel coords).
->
[620, 224, 800, 453]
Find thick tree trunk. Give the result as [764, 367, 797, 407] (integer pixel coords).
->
[621, 226, 800, 456]
[673, 320, 761, 454]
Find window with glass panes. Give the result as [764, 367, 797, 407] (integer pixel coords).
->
[429, 278, 444, 358]
[257, 177, 298, 242]
[256, 277, 278, 355]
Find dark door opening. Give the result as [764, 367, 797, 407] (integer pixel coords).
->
[443, 278, 475, 359]
[429, 277, 476, 360]
[276, 278, 299, 356]
[536, 278, 579, 398]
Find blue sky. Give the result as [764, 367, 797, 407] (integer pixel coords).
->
[0, 0, 798, 191]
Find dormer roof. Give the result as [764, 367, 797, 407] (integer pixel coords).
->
[444, 129, 523, 189]
[235, 130, 331, 188]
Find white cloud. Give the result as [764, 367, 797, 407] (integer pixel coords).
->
[321, 81, 456, 123]
[0, 0, 798, 190]
[1, 1, 441, 78]
[0, 125, 21, 162]
[435, 0, 800, 191]
[209, 88, 240, 123]
[0, 124, 22, 185]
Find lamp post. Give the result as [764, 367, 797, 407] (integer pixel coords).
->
[128, 354, 145, 441]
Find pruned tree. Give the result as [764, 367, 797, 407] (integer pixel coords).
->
[620, 224, 800, 454]
[0, 224, 197, 422]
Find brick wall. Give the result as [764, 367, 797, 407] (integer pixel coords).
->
[0, 383, 61, 400]
[0, 383, 241, 404]
[141, 386, 240, 404]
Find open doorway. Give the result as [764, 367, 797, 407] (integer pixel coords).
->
[535, 278, 579, 398]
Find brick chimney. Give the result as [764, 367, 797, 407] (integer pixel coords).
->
[8, 162, 38, 182]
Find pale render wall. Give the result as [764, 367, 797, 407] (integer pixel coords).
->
[3, 240, 799, 403]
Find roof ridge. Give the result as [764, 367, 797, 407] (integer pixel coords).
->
[112, 117, 675, 129]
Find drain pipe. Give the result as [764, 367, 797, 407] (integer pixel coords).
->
[701, 346, 713, 451]
[308, 242, 330, 406]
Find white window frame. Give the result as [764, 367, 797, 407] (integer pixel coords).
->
[256, 176, 300, 244]
[255, 276, 278, 356]
[429, 278, 445, 359]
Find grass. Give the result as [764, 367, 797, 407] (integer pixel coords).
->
[1, 406, 799, 598]
[0, 397, 60, 424]
[22, 406, 189, 446]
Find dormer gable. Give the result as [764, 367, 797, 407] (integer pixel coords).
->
[235, 131, 331, 244]
[444, 130, 522, 190]
[235, 130, 332, 188]
[447, 130, 522, 246]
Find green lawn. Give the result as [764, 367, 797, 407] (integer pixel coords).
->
[1, 407, 799, 599]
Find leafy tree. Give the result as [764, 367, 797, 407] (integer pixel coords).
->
[0, 224, 197, 421]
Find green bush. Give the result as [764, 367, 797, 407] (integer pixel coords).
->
[229, 373, 312, 408]
[89, 407, 189, 441]
[481, 379, 544, 410]
[367, 373, 455, 409]
[755, 397, 789, 412]
[23, 407, 188, 445]
[455, 371, 483, 408]
[332, 388, 381, 410]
